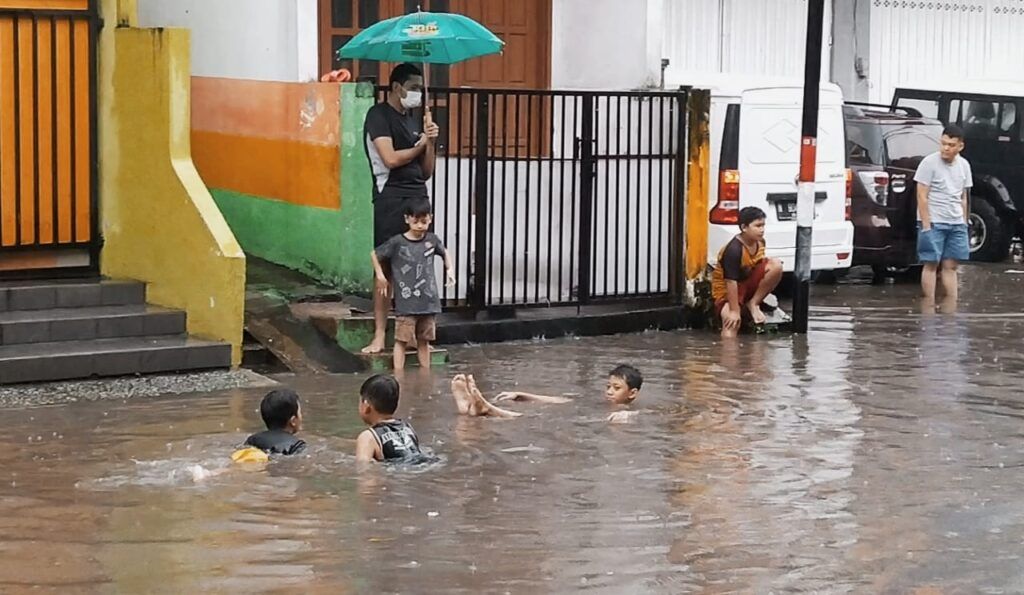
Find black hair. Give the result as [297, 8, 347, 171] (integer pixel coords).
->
[389, 63, 423, 89]
[260, 388, 300, 430]
[360, 374, 401, 415]
[738, 206, 767, 229]
[404, 196, 433, 218]
[609, 364, 643, 391]
[942, 124, 965, 141]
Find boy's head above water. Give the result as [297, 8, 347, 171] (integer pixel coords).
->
[359, 374, 401, 424]
[606, 364, 643, 405]
[738, 206, 767, 242]
[260, 388, 303, 433]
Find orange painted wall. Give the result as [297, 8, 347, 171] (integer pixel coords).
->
[191, 77, 341, 210]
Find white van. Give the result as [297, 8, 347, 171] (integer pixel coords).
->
[682, 77, 854, 273]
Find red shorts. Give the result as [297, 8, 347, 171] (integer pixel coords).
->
[715, 259, 768, 317]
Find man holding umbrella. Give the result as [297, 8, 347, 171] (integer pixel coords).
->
[361, 63, 439, 354]
[339, 10, 503, 354]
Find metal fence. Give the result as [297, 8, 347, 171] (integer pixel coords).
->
[380, 86, 688, 310]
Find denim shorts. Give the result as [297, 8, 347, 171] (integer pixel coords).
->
[917, 222, 970, 263]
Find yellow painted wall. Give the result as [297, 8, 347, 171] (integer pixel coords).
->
[98, 0, 245, 364]
[685, 89, 711, 280]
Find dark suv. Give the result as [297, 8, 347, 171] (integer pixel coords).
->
[894, 84, 1024, 261]
[844, 103, 944, 276]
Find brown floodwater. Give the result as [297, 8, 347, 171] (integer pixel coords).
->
[3, 264, 1024, 593]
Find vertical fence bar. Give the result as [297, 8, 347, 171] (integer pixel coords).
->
[557, 95, 567, 302]
[534, 95, 546, 304]
[523, 93, 535, 304]
[471, 91, 489, 309]
[13, 14, 21, 246]
[454, 91, 464, 305]
[670, 90, 688, 302]
[624, 94, 632, 295]
[49, 15, 58, 248]
[643, 94, 651, 292]
[569, 95, 580, 304]
[487, 91, 498, 305]
[510, 92, 521, 305]
[578, 94, 595, 306]
[467, 91, 477, 305]
[498, 92, 509, 304]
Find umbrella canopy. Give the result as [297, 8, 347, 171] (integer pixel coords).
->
[338, 11, 503, 65]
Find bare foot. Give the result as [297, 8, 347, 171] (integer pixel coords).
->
[451, 374, 476, 415]
[747, 303, 767, 325]
[361, 336, 386, 354]
[466, 375, 522, 418]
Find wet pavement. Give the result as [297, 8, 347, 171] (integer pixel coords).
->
[2, 264, 1024, 592]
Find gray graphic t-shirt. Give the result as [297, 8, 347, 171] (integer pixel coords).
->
[376, 232, 447, 315]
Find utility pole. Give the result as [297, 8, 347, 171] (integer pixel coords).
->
[792, 0, 825, 334]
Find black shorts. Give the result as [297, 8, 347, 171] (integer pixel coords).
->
[374, 196, 417, 248]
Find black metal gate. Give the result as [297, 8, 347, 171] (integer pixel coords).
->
[392, 86, 688, 309]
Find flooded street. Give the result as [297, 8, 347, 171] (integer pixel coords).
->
[3, 264, 1024, 593]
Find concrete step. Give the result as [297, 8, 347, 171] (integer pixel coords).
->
[0, 305, 185, 345]
[0, 279, 146, 312]
[357, 346, 450, 371]
[0, 335, 231, 384]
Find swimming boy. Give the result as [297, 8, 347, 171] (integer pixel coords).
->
[711, 206, 783, 338]
[242, 388, 307, 455]
[355, 374, 424, 462]
[371, 196, 455, 370]
[453, 364, 644, 423]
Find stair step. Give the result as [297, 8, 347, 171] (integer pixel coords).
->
[0, 335, 231, 384]
[0, 279, 146, 312]
[0, 305, 185, 345]
[357, 347, 450, 371]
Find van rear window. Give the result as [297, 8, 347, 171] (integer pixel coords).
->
[721, 104, 740, 170]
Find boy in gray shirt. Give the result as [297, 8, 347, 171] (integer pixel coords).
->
[371, 197, 454, 370]
[913, 124, 972, 303]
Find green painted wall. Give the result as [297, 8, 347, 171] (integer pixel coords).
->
[207, 82, 376, 294]
[336, 82, 376, 292]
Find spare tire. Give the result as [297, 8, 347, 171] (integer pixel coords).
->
[969, 197, 1010, 262]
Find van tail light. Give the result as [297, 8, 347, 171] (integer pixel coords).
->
[845, 168, 853, 221]
[857, 171, 890, 206]
[711, 169, 740, 224]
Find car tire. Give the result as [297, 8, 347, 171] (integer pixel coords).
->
[969, 198, 1010, 263]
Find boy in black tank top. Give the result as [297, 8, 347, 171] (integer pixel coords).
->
[355, 374, 423, 463]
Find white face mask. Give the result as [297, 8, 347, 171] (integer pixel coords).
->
[401, 89, 423, 110]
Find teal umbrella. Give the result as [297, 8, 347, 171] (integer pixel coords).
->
[338, 10, 504, 66]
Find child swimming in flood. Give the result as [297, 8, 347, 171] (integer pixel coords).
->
[450, 364, 644, 423]
[241, 388, 307, 456]
[355, 374, 424, 463]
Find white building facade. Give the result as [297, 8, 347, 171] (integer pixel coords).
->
[137, 0, 1024, 101]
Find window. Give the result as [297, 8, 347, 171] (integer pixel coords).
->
[951, 99, 1015, 141]
[846, 122, 883, 165]
[884, 125, 942, 165]
[319, 0, 452, 85]
[321, 0, 380, 82]
[895, 97, 939, 119]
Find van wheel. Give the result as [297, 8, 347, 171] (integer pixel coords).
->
[969, 198, 1010, 262]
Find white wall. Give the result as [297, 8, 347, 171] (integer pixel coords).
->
[662, 0, 832, 88]
[867, 0, 1024, 103]
[551, 0, 661, 90]
[137, 0, 319, 82]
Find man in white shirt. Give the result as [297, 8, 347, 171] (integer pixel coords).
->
[913, 125, 972, 304]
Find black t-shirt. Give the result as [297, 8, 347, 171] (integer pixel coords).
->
[370, 419, 422, 461]
[244, 430, 306, 455]
[364, 102, 427, 201]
